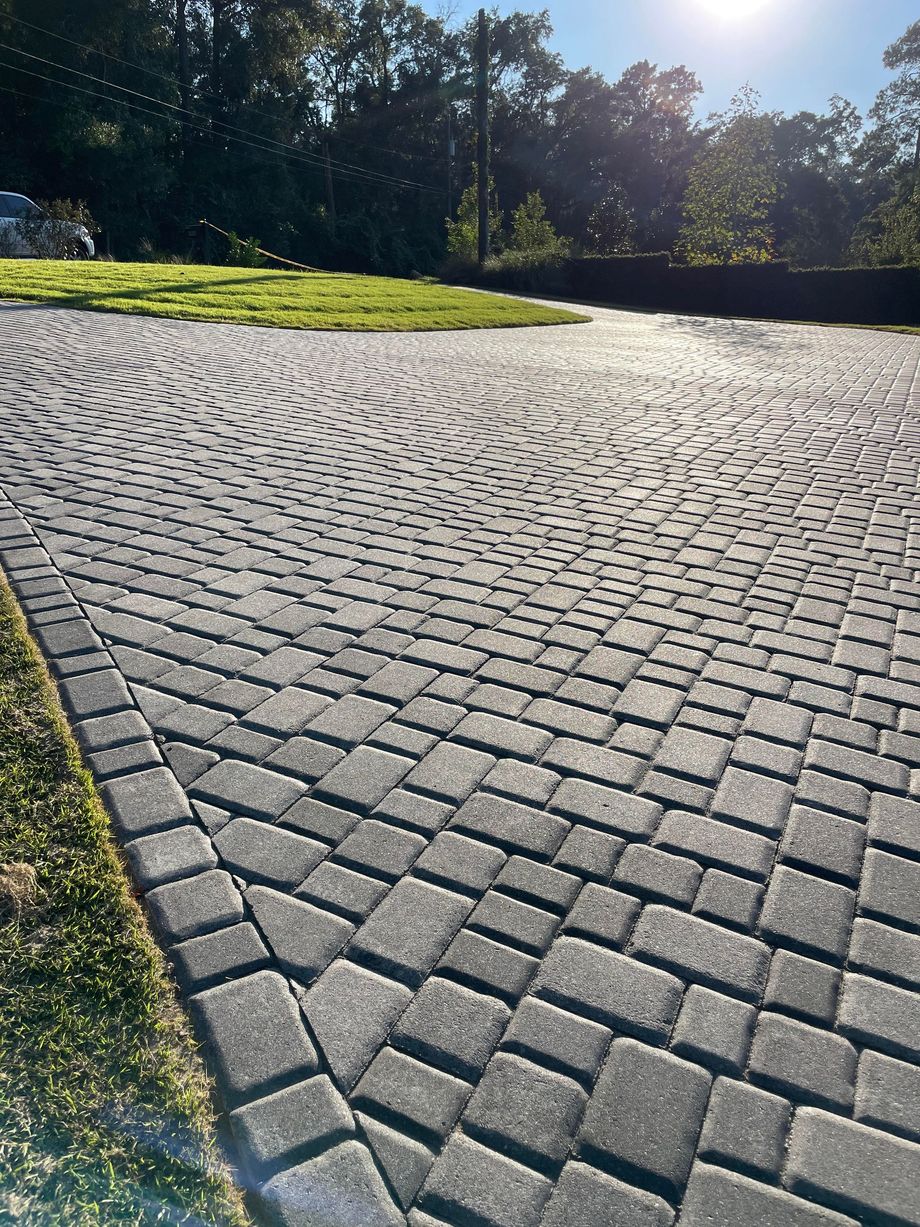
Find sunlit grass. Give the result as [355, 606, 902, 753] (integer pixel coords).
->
[0, 575, 248, 1226]
[0, 260, 587, 331]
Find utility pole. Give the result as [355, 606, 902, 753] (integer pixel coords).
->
[323, 140, 337, 229]
[476, 7, 490, 266]
[446, 106, 455, 218]
[175, 0, 191, 156]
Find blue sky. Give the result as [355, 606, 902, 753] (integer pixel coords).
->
[450, 0, 916, 122]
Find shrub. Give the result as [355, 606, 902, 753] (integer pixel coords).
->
[507, 192, 569, 258]
[445, 171, 502, 263]
[225, 232, 266, 267]
[479, 248, 570, 293]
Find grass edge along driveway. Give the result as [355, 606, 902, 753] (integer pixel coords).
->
[0, 573, 249, 1227]
[0, 259, 588, 332]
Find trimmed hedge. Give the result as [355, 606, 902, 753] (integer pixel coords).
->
[549, 254, 920, 328]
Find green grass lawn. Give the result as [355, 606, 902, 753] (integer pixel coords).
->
[0, 259, 587, 331]
[0, 575, 248, 1226]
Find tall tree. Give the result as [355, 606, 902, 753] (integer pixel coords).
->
[678, 87, 778, 265]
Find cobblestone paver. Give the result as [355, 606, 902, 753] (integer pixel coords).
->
[2, 301, 920, 1225]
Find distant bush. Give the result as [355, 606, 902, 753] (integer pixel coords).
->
[225, 232, 266, 267]
[480, 249, 570, 293]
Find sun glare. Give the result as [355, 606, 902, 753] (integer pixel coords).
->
[698, 0, 770, 19]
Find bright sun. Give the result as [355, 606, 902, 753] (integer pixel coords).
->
[698, 0, 770, 18]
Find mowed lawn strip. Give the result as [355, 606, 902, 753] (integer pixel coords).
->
[0, 575, 248, 1226]
[0, 259, 587, 331]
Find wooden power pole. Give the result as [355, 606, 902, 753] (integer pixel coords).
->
[476, 7, 490, 266]
[323, 141, 337, 229]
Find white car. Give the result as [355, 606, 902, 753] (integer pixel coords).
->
[0, 193, 95, 259]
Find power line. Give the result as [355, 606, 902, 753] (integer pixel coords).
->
[0, 59, 442, 197]
[1, 10, 447, 168]
[0, 41, 443, 193]
[0, 78, 349, 196]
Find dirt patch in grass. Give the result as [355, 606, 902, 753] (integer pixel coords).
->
[0, 573, 248, 1226]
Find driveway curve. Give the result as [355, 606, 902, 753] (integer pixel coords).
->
[2, 301, 920, 1226]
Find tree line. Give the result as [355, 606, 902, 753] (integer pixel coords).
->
[0, 1, 917, 273]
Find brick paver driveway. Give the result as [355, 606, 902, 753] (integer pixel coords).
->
[2, 300, 920, 1226]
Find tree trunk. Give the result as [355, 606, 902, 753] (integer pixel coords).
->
[211, 0, 223, 145]
[175, 0, 191, 155]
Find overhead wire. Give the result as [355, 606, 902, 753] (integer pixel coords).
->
[1, 11, 449, 168]
[0, 40, 444, 193]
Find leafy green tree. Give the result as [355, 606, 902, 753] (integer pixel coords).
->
[850, 190, 920, 265]
[678, 88, 778, 265]
[586, 186, 637, 254]
[507, 190, 567, 255]
[445, 169, 501, 262]
[870, 19, 920, 170]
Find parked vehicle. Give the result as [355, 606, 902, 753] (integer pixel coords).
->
[0, 193, 95, 258]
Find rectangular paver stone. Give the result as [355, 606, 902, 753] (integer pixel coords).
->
[533, 935, 682, 1042]
[190, 969, 318, 1107]
[785, 1107, 920, 1226]
[577, 1038, 711, 1199]
[631, 904, 770, 1002]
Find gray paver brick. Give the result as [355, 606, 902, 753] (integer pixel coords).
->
[653, 809, 774, 879]
[549, 777, 661, 838]
[855, 1049, 920, 1144]
[190, 969, 318, 1107]
[711, 765, 794, 834]
[848, 918, 920, 990]
[748, 1012, 857, 1110]
[785, 1107, 920, 1226]
[542, 1162, 673, 1227]
[859, 848, 920, 930]
[577, 1038, 711, 1199]
[541, 737, 645, 790]
[100, 765, 192, 837]
[463, 1051, 587, 1169]
[259, 1139, 403, 1227]
[759, 867, 856, 963]
[247, 886, 353, 983]
[450, 791, 570, 859]
[214, 818, 327, 890]
[764, 950, 842, 1025]
[348, 878, 474, 986]
[838, 972, 920, 1061]
[682, 1163, 857, 1227]
[124, 824, 217, 889]
[670, 984, 756, 1075]
[631, 904, 770, 1002]
[403, 740, 495, 804]
[780, 805, 865, 885]
[352, 1046, 470, 1144]
[534, 935, 682, 1041]
[191, 759, 306, 821]
[501, 996, 611, 1089]
[420, 1133, 553, 1227]
[437, 928, 539, 1004]
[391, 976, 510, 1080]
[171, 922, 270, 992]
[697, 1077, 792, 1180]
[229, 1074, 353, 1179]
[146, 868, 243, 942]
[304, 959, 412, 1091]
